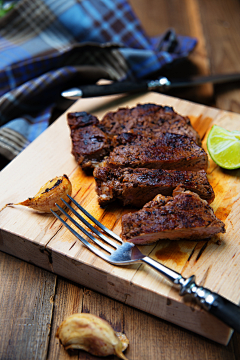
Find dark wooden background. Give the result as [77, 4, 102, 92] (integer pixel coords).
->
[1, 0, 240, 359]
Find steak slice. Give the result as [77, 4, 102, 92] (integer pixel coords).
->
[100, 103, 201, 145]
[106, 132, 208, 171]
[93, 167, 215, 207]
[68, 111, 99, 129]
[121, 187, 225, 244]
[67, 104, 201, 170]
[70, 125, 112, 170]
[67, 112, 112, 170]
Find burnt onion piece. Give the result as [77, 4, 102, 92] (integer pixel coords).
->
[12, 175, 72, 213]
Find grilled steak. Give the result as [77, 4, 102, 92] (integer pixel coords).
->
[94, 167, 215, 207]
[121, 187, 225, 244]
[68, 112, 99, 129]
[100, 103, 201, 145]
[106, 133, 208, 171]
[67, 112, 112, 170]
[67, 104, 201, 170]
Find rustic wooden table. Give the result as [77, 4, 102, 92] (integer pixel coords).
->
[1, 0, 240, 359]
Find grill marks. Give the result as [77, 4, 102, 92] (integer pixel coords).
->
[106, 133, 208, 171]
[67, 104, 202, 171]
[99, 103, 201, 146]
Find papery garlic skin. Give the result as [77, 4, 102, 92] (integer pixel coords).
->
[17, 175, 72, 213]
[56, 313, 128, 359]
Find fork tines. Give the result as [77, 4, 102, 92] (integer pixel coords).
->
[50, 195, 122, 258]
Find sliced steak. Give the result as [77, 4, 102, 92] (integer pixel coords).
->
[70, 125, 112, 170]
[68, 111, 99, 129]
[100, 103, 201, 145]
[93, 167, 215, 207]
[121, 187, 225, 244]
[67, 112, 112, 170]
[106, 133, 208, 171]
[67, 104, 201, 170]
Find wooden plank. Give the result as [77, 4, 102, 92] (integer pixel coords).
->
[1, 92, 240, 345]
[122, 300, 236, 360]
[198, 0, 240, 113]
[47, 277, 83, 360]
[50, 287, 237, 360]
[129, 0, 213, 102]
[232, 332, 240, 360]
[0, 252, 56, 359]
[195, 2, 240, 354]
[198, 0, 240, 74]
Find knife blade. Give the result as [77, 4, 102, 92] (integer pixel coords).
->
[61, 72, 240, 100]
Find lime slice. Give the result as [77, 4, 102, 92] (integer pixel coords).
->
[207, 125, 240, 169]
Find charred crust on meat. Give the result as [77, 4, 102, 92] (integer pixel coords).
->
[106, 133, 208, 172]
[67, 103, 202, 170]
[93, 167, 214, 207]
[67, 112, 99, 129]
[121, 187, 225, 244]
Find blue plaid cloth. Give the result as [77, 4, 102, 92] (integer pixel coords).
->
[0, 0, 197, 160]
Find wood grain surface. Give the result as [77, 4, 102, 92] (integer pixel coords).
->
[1, 1, 240, 359]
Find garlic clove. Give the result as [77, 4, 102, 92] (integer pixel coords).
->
[15, 175, 72, 213]
[56, 313, 129, 359]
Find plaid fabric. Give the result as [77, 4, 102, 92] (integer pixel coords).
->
[0, 0, 197, 160]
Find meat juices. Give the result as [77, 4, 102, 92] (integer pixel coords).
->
[121, 187, 225, 244]
[94, 167, 215, 207]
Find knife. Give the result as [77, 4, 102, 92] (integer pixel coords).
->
[61, 72, 240, 99]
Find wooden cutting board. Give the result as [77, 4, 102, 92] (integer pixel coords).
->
[1, 92, 240, 345]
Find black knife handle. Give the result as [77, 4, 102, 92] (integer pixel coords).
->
[80, 80, 148, 98]
[208, 293, 240, 332]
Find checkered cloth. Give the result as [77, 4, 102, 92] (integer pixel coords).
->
[0, 0, 197, 161]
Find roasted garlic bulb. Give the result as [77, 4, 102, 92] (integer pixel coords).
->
[13, 175, 72, 213]
[56, 313, 129, 359]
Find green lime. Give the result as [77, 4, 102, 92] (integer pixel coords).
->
[207, 125, 240, 169]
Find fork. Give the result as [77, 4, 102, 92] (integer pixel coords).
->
[51, 195, 240, 333]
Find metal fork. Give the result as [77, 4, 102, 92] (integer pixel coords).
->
[51, 195, 240, 333]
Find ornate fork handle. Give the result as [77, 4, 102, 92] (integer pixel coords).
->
[143, 257, 240, 332]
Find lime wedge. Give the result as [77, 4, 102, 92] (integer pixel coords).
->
[207, 125, 240, 169]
